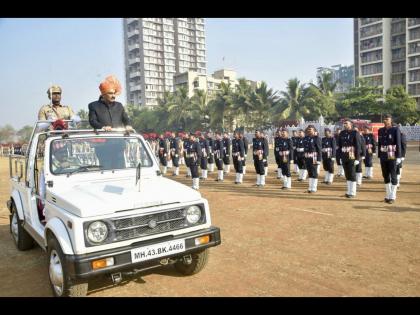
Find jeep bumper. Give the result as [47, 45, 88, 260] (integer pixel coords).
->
[65, 226, 221, 279]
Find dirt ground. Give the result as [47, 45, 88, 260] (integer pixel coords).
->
[0, 143, 419, 297]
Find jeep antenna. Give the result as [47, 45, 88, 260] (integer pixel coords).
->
[136, 161, 142, 192]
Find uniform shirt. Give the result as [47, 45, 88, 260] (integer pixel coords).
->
[357, 133, 366, 158]
[222, 137, 231, 156]
[232, 138, 245, 158]
[252, 137, 265, 160]
[186, 140, 202, 161]
[303, 135, 322, 162]
[158, 138, 167, 155]
[183, 139, 191, 155]
[378, 126, 402, 161]
[291, 136, 299, 149]
[199, 138, 209, 157]
[338, 130, 361, 161]
[169, 137, 179, 156]
[321, 136, 336, 159]
[88, 98, 130, 129]
[213, 139, 224, 159]
[38, 104, 74, 120]
[275, 137, 294, 161]
[363, 133, 376, 155]
[207, 137, 214, 154]
[295, 137, 306, 156]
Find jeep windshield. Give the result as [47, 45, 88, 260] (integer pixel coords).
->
[49, 136, 153, 175]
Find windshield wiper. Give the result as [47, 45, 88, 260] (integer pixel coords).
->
[67, 164, 104, 175]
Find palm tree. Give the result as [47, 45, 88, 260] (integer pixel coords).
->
[274, 78, 310, 121]
[231, 78, 255, 130]
[167, 87, 193, 130]
[208, 82, 234, 131]
[309, 71, 338, 97]
[252, 81, 280, 129]
[190, 89, 210, 130]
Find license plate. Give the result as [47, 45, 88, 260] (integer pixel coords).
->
[131, 239, 186, 263]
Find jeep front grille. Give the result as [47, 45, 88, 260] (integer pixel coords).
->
[112, 208, 189, 242]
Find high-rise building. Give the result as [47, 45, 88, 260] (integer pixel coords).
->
[316, 64, 355, 93]
[354, 18, 420, 108]
[123, 18, 207, 107]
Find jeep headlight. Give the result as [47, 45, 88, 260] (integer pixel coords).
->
[185, 206, 201, 225]
[87, 221, 108, 244]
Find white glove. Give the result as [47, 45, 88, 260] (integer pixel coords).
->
[316, 161, 321, 165]
[362, 156, 365, 160]
[331, 157, 336, 161]
[373, 153, 376, 156]
[354, 160, 359, 166]
[396, 158, 401, 165]
[71, 115, 81, 124]
[401, 157, 405, 161]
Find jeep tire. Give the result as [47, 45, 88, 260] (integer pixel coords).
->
[174, 249, 209, 276]
[47, 237, 88, 297]
[10, 203, 34, 251]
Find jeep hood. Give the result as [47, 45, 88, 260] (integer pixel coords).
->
[47, 177, 201, 217]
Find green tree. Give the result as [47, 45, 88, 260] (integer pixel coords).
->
[274, 78, 310, 121]
[384, 85, 420, 124]
[16, 125, 33, 143]
[306, 72, 338, 121]
[252, 81, 280, 129]
[77, 109, 89, 120]
[0, 124, 16, 143]
[167, 86, 193, 131]
[191, 89, 210, 131]
[208, 82, 234, 131]
[231, 78, 256, 131]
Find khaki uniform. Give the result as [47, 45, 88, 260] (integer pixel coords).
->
[38, 104, 74, 120]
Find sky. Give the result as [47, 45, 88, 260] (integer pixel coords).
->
[0, 18, 353, 130]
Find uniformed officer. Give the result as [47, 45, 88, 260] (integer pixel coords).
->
[178, 132, 185, 165]
[337, 120, 361, 198]
[253, 130, 266, 187]
[240, 132, 249, 174]
[397, 131, 407, 188]
[206, 131, 215, 172]
[296, 129, 307, 181]
[198, 132, 209, 180]
[169, 131, 180, 176]
[334, 128, 345, 177]
[274, 129, 283, 180]
[183, 133, 192, 177]
[158, 133, 168, 174]
[321, 128, 336, 185]
[213, 132, 225, 181]
[261, 131, 269, 176]
[303, 125, 322, 193]
[291, 130, 299, 174]
[232, 130, 245, 184]
[186, 133, 202, 190]
[277, 128, 294, 190]
[38, 85, 75, 121]
[378, 115, 402, 203]
[362, 126, 376, 180]
[354, 127, 366, 186]
[222, 132, 231, 174]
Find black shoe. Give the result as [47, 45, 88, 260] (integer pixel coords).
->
[346, 194, 355, 198]
[307, 190, 312, 193]
[384, 198, 389, 202]
[387, 199, 395, 204]
[363, 176, 368, 179]
[297, 179, 303, 182]
[326, 182, 332, 185]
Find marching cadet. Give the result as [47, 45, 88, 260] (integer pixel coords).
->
[178, 132, 185, 165]
[362, 126, 376, 179]
[158, 133, 168, 174]
[253, 130, 266, 187]
[169, 131, 180, 176]
[378, 115, 402, 203]
[396, 130, 407, 188]
[198, 132, 209, 180]
[291, 130, 299, 174]
[274, 129, 284, 180]
[335, 128, 345, 177]
[206, 131, 215, 172]
[222, 132, 232, 174]
[186, 133, 202, 190]
[337, 119, 361, 198]
[303, 125, 322, 193]
[321, 128, 336, 185]
[278, 128, 294, 190]
[213, 132, 225, 181]
[261, 131, 269, 176]
[296, 129, 307, 181]
[183, 133, 192, 177]
[232, 130, 245, 184]
[239, 132, 249, 174]
[354, 127, 366, 186]
[314, 129, 321, 176]
[38, 85, 75, 121]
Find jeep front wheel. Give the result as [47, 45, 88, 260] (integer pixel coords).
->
[47, 237, 88, 297]
[174, 249, 209, 276]
[10, 204, 34, 251]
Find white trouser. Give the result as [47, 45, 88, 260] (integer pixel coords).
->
[356, 173, 362, 185]
[192, 178, 199, 190]
[347, 181, 357, 196]
[277, 168, 283, 179]
[256, 174, 261, 185]
[324, 172, 329, 183]
[385, 183, 391, 200]
[201, 169, 208, 179]
[302, 169, 307, 180]
[167, 160, 173, 168]
[294, 164, 299, 173]
[218, 170, 224, 181]
[390, 184, 397, 200]
[187, 168, 191, 177]
[328, 172, 334, 183]
[162, 166, 167, 174]
[209, 163, 214, 172]
[309, 178, 318, 192]
[243, 165, 247, 174]
[264, 166, 268, 176]
[173, 167, 179, 176]
[260, 174, 266, 186]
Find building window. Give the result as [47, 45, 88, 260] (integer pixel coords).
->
[361, 49, 382, 63]
[364, 75, 383, 87]
[408, 18, 420, 27]
[391, 48, 406, 61]
[360, 18, 382, 26]
[409, 55, 420, 68]
[361, 63, 383, 75]
[391, 34, 406, 47]
[391, 74, 406, 86]
[408, 83, 420, 95]
[392, 61, 406, 73]
[391, 21, 406, 35]
[409, 69, 420, 82]
[408, 41, 420, 55]
[360, 23, 382, 39]
[409, 27, 420, 41]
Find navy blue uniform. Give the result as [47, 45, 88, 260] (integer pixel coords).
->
[334, 133, 342, 166]
[158, 138, 168, 167]
[242, 136, 249, 166]
[187, 140, 202, 179]
[252, 137, 265, 175]
[321, 136, 336, 174]
[295, 137, 306, 170]
[397, 132, 407, 177]
[303, 135, 322, 179]
[378, 126, 402, 185]
[169, 136, 180, 167]
[275, 137, 294, 177]
[263, 136, 269, 168]
[355, 133, 366, 174]
[338, 130, 361, 182]
[207, 137, 214, 164]
[363, 133, 376, 168]
[213, 138, 224, 171]
[183, 138, 191, 168]
[232, 138, 245, 174]
[199, 138, 209, 170]
[222, 136, 231, 166]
